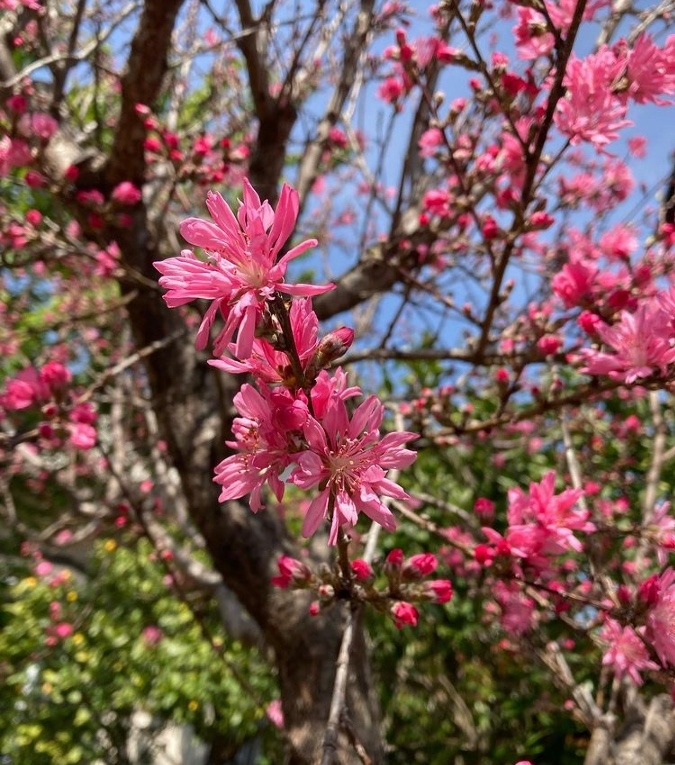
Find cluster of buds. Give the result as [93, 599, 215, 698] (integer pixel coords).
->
[271, 549, 453, 629]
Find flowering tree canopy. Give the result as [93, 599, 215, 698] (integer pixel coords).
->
[1, 0, 674, 763]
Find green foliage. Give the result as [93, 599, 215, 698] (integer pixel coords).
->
[0, 538, 281, 764]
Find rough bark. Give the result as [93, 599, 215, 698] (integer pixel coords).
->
[584, 694, 675, 765]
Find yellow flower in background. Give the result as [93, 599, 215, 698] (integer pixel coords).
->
[104, 540, 117, 553]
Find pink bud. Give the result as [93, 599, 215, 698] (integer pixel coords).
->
[422, 579, 453, 604]
[403, 553, 438, 578]
[271, 555, 312, 589]
[473, 497, 495, 517]
[308, 327, 355, 374]
[391, 601, 419, 629]
[386, 548, 404, 567]
[111, 181, 142, 205]
[25, 170, 46, 188]
[351, 559, 374, 581]
[638, 575, 660, 607]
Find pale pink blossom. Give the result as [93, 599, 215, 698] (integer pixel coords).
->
[600, 618, 657, 684]
[291, 396, 416, 544]
[155, 179, 332, 357]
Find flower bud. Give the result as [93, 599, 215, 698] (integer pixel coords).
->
[271, 555, 312, 589]
[307, 327, 355, 377]
[422, 579, 453, 604]
[391, 601, 419, 629]
[403, 553, 438, 579]
[351, 559, 374, 582]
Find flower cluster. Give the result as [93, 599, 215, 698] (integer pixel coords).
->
[271, 548, 453, 629]
[480, 472, 593, 572]
[155, 179, 416, 543]
[0, 362, 97, 450]
[580, 288, 675, 384]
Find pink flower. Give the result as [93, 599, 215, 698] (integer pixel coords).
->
[266, 699, 285, 729]
[141, 626, 163, 646]
[35, 561, 53, 577]
[0, 136, 32, 176]
[68, 422, 97, 450]
[418, 128, 444, 157]
[581, 302, 675, 383]
[552, 258, 598, 308]
[494, 581, 535, 635]
[54, 622, 74, 639]
[18, 112, 58, 140]
[351, 559, 374, 581]
[209, 298, 319, 383]
[554, 49, 632, 147]
[155, 179, 332, 357]
[111, 181, 142, 205]
[391, 601, 419, 628]
[474, 498, 495, 518]
[600, 618, 657, 685]
[513, 8, 554, 60]
[645, 569, 675, 666]
[291, 396, 416, 544]
[377, 77, 405, 104]
[403, 553, 438, 578]
[213, 384, 296, 511]
[505, 472, 592, 564]
[39, 361, 71, 392]
[624, 34, 675, 105]
[2, 367, 49, 410]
